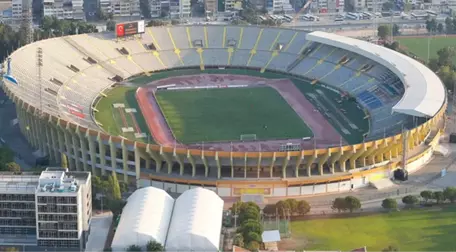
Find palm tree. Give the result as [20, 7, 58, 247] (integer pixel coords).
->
[146, 240, 164, 252]
[126, 245, 142, 252]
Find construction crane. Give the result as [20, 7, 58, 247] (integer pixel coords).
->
[290, 0, 313, 24]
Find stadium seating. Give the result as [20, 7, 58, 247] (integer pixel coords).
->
[5, 25, 412, 143]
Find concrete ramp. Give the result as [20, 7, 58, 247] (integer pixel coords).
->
[435, 144, 451, 157]
[371, 178, 395, 190]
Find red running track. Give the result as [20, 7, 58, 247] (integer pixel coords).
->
[135, 87, 175, 146]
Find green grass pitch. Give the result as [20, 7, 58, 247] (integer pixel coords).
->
[289, 207, 456, 251]
[94, 86, 153, 143]
[395, 36, 456, 64]
[155, 86, 313, 144]
[95, 69, 369, 145]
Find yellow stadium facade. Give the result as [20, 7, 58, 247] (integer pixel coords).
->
[2, 26, 447, 198]
[6, 90, 446, 197]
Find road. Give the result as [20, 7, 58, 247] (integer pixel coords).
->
[0, 89, 36, 168]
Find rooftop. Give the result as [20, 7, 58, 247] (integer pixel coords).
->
[0, 175, 39, 194]
[37, 168, 90, 194]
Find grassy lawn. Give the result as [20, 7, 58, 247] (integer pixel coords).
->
[396, 36, 456, 64]
[94, 86, 153, 143]
[155, 86, 313, 144]
[290, 207, 456, 251]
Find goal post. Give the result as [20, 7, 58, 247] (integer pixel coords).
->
[240, 134, 257, 141]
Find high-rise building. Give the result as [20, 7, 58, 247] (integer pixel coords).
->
[42, 0, 84, 19]
[99, 0, 140, 18]
[0, 168, 92, 251]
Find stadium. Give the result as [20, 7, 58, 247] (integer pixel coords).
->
[1, 25, 447, 198]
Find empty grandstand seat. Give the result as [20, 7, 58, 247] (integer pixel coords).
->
[84, 57, 97, 65]
[67, 65, 80, 72]
[117, 47, 129, 55]
[110, 75, 124, 82]
[358, 90, 383, 110]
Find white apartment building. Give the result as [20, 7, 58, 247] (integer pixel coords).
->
[11, 0, 24, 20]
[315, 0, 344, 13]
[36, 168, 92, 249]
[43, 0, 84, 20]
[266, 0, 294, 13]
[0, 168, 92, 250]
[100, 0, 140, 18]
[168, 0, 190, 18]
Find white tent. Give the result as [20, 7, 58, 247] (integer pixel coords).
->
[111, 187, 175, 252]
[165, 187, 224, 252]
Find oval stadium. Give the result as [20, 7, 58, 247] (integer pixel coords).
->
[1, 25, 447, 199]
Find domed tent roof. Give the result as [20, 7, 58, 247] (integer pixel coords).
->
[165, 187, 224, 252]
[111, 187, 174, 252]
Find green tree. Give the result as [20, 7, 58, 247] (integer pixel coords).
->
[284, 198, 299, 214]
[108, 175, 122, 200]
[0, 147, 14, 170]
[238, 219, 263, 238]
[392, 24, 400, 36]
[5, 162, 20, 173]
[433, 191, 445, 204]
[239, 206, 260, 224]
[61, 153, 68, 169]
[381, 198, 398, 210]
[126, 245, 142, 252]
[146, 240, 164, 252]
[119, 182, 129, 193]
[332, 197, 347, 213]
[103, 248, 113, 252]
[107, 199, 126, 217]
[402, 195, 419, 207]
[233, 233, 244, 247]
[437, 23, 445, 33]
[106, 20, 116, 32]
[245, 240, 260, 251]
[443, 187, 456, 202]
[445, 17, 454, 34]
[344, 196, 361, 213]
[378, 25, 392, 40]
[427, 58, 440, 71]
[139, 0, 151, 19]
[262, 204, 276, 216]
[147, 19, 166, 27]
[425, 18, 437, 33]
[420, 190, 433, 202]
[437, 47, 456, 67]
[297, 200, 311, 216]
[245, 231, 262, 243]
[275, 200, 291, 216]
[4, 247, 19, 252]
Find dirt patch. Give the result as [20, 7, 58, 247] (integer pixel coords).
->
[278, 236, 309, 251]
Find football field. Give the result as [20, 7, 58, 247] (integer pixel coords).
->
[154, 87, 313, 144]
[396, 35, 456, 64]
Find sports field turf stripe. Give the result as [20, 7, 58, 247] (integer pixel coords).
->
[129, 112, 142, 134]
[117, 107, 128, 128]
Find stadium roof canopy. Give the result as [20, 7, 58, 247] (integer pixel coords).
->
[111, 187, 174, 252]
[307, 31, 446, 118]
[165, 187, 224, 252]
